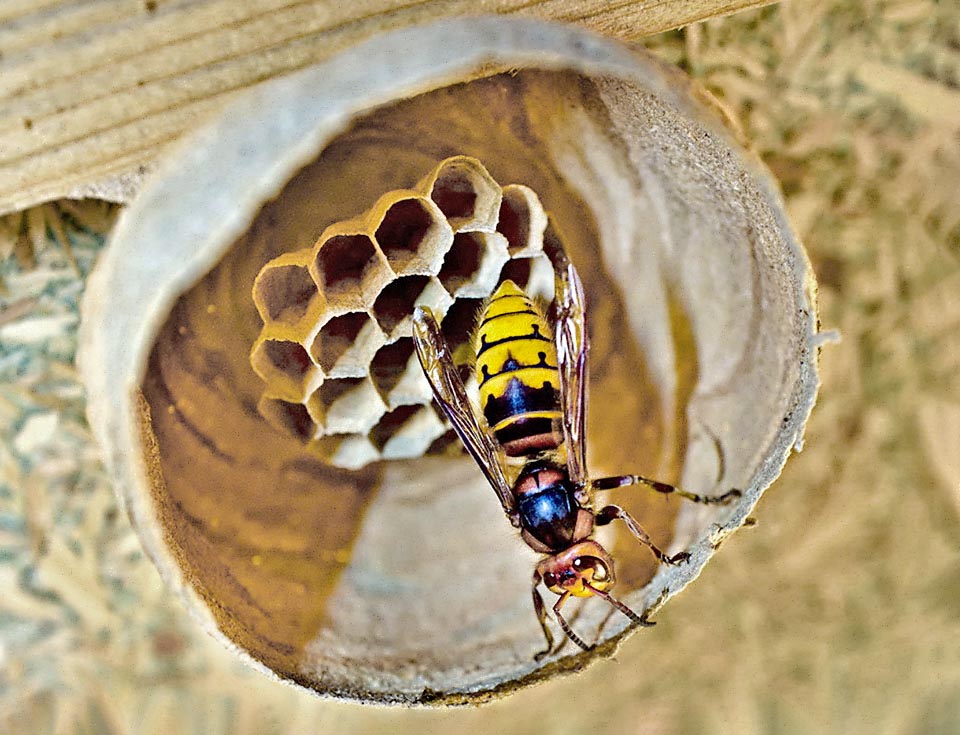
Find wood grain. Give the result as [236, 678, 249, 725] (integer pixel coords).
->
[0, 0, 777, 215]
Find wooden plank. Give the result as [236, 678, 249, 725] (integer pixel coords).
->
[0, 0, 778, 214]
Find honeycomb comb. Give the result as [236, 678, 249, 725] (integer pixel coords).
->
[251, 156, 555, 468]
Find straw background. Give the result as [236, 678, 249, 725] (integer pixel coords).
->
[1, 1, 958, 733]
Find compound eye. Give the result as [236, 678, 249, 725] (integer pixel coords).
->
[543, 572, 558, 587]
[577, 556, 609, 581]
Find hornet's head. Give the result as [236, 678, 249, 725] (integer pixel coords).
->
[536, 540, 615, 599]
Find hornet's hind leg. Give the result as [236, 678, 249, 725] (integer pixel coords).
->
[591, 474, 741, 505]
[592, 476, 740, 564]
[590, 422, 741, 504]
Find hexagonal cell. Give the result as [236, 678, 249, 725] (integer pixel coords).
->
[497, 184, 548, 257]
[309, 311, 385, 378]
[369, 404, 448, 460]
[250, 337, 320, 402]
[369, 338, 433, 408]
[252, 251, 319, 327]
[437, 230, 510, 299]
[497, 253, 555, 303]
[497, 256, 532, 291]
[310, 231, 390, 310]
[425, 428, 461, 457]
[372, 275, 429, 335]
[368, 404, 419, 451]
[257, 395, 317, 442]
[372, 192, 452, 275]
[310, 376, 386, 435]
[417, 156, 502, 232]
[437, 233, 481, 294]
[371, 275, 452, 341]
[307, 434, 379, 470]
[369, 338, 415, 394]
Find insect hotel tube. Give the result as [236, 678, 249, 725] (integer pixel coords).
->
[80, 17, 820, 705]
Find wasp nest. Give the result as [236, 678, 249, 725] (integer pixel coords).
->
[80, 18, 821, 706]
[251, 156, 555, 469]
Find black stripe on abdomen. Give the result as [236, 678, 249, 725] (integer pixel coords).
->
[484, 377, 559, 430]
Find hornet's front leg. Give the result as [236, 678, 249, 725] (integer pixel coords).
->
[531, 571, 555, 661]
[552, 592, 591, 653]
[532, 572, 591, 658]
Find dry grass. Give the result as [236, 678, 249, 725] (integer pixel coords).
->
[1, 1, 959, 733]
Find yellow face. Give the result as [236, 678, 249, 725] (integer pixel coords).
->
[537, 540, 616, 599]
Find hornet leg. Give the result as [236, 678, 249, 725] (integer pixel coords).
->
[532, 571, 555, 661]
[591, 474, 741, 505]
[553, 592, 591, 653]
[584, 582, 656, 629]
[595, 504, 691, 565]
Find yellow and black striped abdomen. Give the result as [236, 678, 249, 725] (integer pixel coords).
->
[475, 280, 562, 456]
